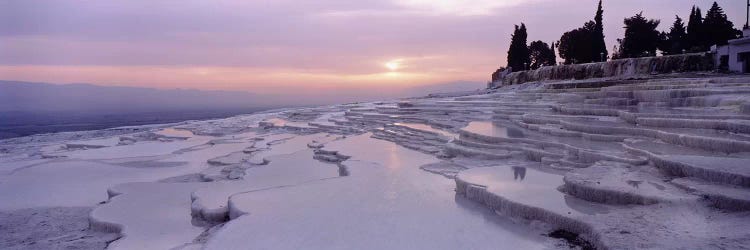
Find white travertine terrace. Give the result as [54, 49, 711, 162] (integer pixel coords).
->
[2, 75, 750, 249]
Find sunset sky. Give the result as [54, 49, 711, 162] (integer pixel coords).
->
[0, 0, 745, 98]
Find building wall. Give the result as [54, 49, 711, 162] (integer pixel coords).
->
[712, 29, 750, 73]
[727, 41, 750, 73]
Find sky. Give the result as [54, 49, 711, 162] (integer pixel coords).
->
[0, 0, 746, 100]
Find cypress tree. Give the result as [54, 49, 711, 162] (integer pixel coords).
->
[686, 6, 705, 51]
[507, 23, 531, 72]
[518, 24, 531, 69]
[592, 0, 608, 62]
[507, 25, 519, 71]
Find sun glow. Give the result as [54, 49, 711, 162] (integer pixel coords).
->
[384, 59, 403, 71]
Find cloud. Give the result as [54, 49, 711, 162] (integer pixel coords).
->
[0, 0, 745, 103]
[0, 64, 472, 94]
[393, 0, 537, 16]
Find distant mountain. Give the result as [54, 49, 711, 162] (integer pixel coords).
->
[402, 81, 486, 97]
[0, 81, 290, 139]
[0, 80, 487, 113]
[0, 81, 282, 113]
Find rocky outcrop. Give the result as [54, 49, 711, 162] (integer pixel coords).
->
[490, 53, 715, 88]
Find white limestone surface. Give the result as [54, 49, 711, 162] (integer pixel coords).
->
[3, 75, 750, 249]
[204, 134, 555, 250]
[89, 182, 208, 250]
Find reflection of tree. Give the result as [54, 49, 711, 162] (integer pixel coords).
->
[512, 166, 526, 181]
[626, 180, 642, 188]
[338, 163, 349, 177]
[507, 127, 524, 138]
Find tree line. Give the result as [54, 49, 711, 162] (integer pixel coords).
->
[505, 1, 741, 72]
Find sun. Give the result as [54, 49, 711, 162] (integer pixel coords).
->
[384, 59, 403, 71]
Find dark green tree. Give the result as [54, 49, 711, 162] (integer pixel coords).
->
[686, 6, 705, 51]
[616, 12, 661, 58]
[558, 21, 596, 64]
[592, 0, 608, 62]
[658, 16, 687, 55]
[507, 23, 531, 72]
[529, 41, 556, 69]
[702, 2, 740, 47]
[557, 0, 607, 64]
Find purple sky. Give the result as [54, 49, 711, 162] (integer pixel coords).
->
[0, 0, 745, 99]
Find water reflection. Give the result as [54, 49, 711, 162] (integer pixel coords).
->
[337, 163, 350, 177]
[393, 122, 457, 138]
[263, 118, 314, 128]
[648, 181, 666, 191]
[265, 118, 288, 126]
[563, 195, 609, 215]
[460, 165, 609, 218]
[156, 128, 195, 138]
[512, 166, 526, 181]
[205, 134, 553, 249]
[462, 121, 524, 138]
[626, 180, 642, 189]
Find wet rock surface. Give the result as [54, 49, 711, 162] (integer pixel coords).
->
[0, 207, 117, 250]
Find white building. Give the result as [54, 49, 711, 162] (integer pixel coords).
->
[715, 28, 750, 73]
